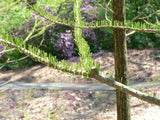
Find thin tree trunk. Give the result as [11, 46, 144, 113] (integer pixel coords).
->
[113, 0, 131, 120]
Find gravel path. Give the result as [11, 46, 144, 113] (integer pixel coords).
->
[0, 81, 160, 90]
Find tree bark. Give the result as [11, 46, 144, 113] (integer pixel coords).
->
[113, 0, 131, 120]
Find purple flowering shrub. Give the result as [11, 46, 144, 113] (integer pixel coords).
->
[53, 30, 74, 58]
[0, 44, 4, 59]
[80, 0, 98, 22]
[10, 0, 107, 59]
[55, 0, 105, 56]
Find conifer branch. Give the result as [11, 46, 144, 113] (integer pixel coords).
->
[32, 4, 160, 34]
[74, 0, 94, 73]
[0, 38, 88, 75]
[91, 69, 160, 107]
[0, 38, 160, 106]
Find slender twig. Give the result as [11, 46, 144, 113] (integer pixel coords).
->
[30, 22, 54, 39]
[0, 48, 15, 54]
[139, 10, 159, 20]
[104, 0, 112, 22]
[126, 31, 136, 37]
[131, 0, 151, 22]
[96, 0, 114, 14]
[23, 15, 38, 43]
[37, 33, 45, 48]
[107, 0, 112, 6]
[6, 55, 28, 63]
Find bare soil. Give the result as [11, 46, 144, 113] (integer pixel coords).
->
[0, 87, 160, 120]
[0, 49, 160, 120]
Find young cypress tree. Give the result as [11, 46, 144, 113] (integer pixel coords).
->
[0, 0, 160, 119]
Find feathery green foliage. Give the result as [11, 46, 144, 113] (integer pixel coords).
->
[74, 0, 94, 74]
[0, 33, 100, 76]
[0, 0, 159, 76]
[0, 0, 160, 107]
[32, 3, 160, 34]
